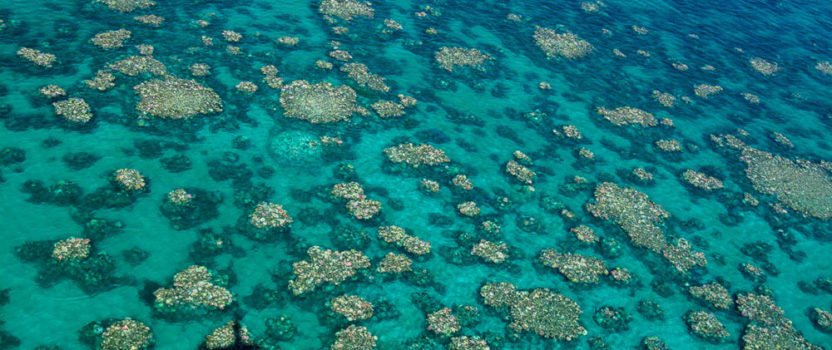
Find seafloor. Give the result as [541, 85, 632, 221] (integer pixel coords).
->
[1, 0, 832, 349]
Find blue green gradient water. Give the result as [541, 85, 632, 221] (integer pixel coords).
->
[1, 0, 832, 349]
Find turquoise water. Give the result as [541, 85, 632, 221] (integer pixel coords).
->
[1, 0, 832, 349]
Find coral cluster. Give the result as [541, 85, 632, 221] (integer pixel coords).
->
[427, 308, 460, 336]
[740, 146, 832, 219]
[570, 225, 598, 244]
[750, 58, 780, 76]
[685, 311, 729, 342]
[384, 143, 450, 167]
[505, 160, 536, 184]
[480, 282, 586, 340]
[289, 246, 370, 295]
[110, 55, 167, 76]
[320, 0, 374, 21]
[533, 26, 594, 59]
[689, 282, 732, 309]
[470, 240, 509, 264]
[682, 169, 724, 191]
[694, 84, 723, 99]
[596, 106, 656, 127]
[331, 325, 376, 349]
[51, 237, 91, 262]
[99, 318, 153, 350]
[114, 168, 146, 191]
[434, 47, 494, 72]
[53, 98, 93, 123]
[280, 80, 361, 123]
[91, 29, 131, 49]
[371, 101, 405, 118]
[85, 70, 116, 91]
[330, 295, 374, 321]
[96, 0, 155, 12]
[153, 265, 233, 312]
[539, 249, 608, 284]
[332, 182, 382, 220]
[134, 76, 222, 119]
[249, 202, 293, 228]
[376, 252, 413, 274]
[378, 226, 431, 255]
[587, 182, 707, 272]
[341, 63, 389, 92]
[17, 47, 56, 67]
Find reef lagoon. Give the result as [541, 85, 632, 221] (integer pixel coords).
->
[1, 0, 832, 349]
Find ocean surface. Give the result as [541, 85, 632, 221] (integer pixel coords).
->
[1, 0, 832, 349]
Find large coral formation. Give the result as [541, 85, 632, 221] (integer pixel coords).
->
[280, 80, 361, 123]
[289, 246, 370, 295]
[534, 26, 594, 59]
[134, 76, 222, 119]
[480, 282, 586, 340]
[587, 182, 706, 272]
[153, 265, 233, 312]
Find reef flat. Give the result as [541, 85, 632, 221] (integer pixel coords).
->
[1, 0, 832, 349]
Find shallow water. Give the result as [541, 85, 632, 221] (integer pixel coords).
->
[1, 0, 832, 349]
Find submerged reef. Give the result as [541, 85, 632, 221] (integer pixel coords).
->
[330, 294, 374, 321]
[533, 26, 594, 59]
[239, 201, 293, 241]
[427, 308, 460, 336]
[330, 325, 376, 349]
[689, 282, 732, 310]
[288, 246, 370, 295]
[203, 321, 253, 349]
[80, 318, 153, 350]
[713, 133, 832, 219]
[153, 265, 233, 316]
[279, 80, 361, 123]
[160, 188, 222, 230]
[384, 143, 450, 168]
[539, 249, 608, 284]
[319, 0, 374, 21]
[53, 98, 92, 124]
[470, 240, 509, 264]
[17, 47, 56, 68]
[15, 237, 117, 293]
[249, 202, 292, 229]
[682, 170, 724, 191]
[378, 226, 431, 256]
[736, 293, 821, 349]
[134, 77, 223, 119]
[110, 56, 167, 77]
[91, 29, 131, 50]
[587, 182, 706, 272]
[114, 168, 146, 192]
[685, 311, 729, 342]
[95, 0, 155, 13]
[377, 252, 413, 274]
[371, 100, 405, 118]
[341, 63, 389, 92]
[3, 0, 832, 348]
[740, 147, 832, 219]
[99, 318, 153, 350]
[435, 47, 494, 72]
[480, 282, 586, 341]
[595, 107, 656, 128]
